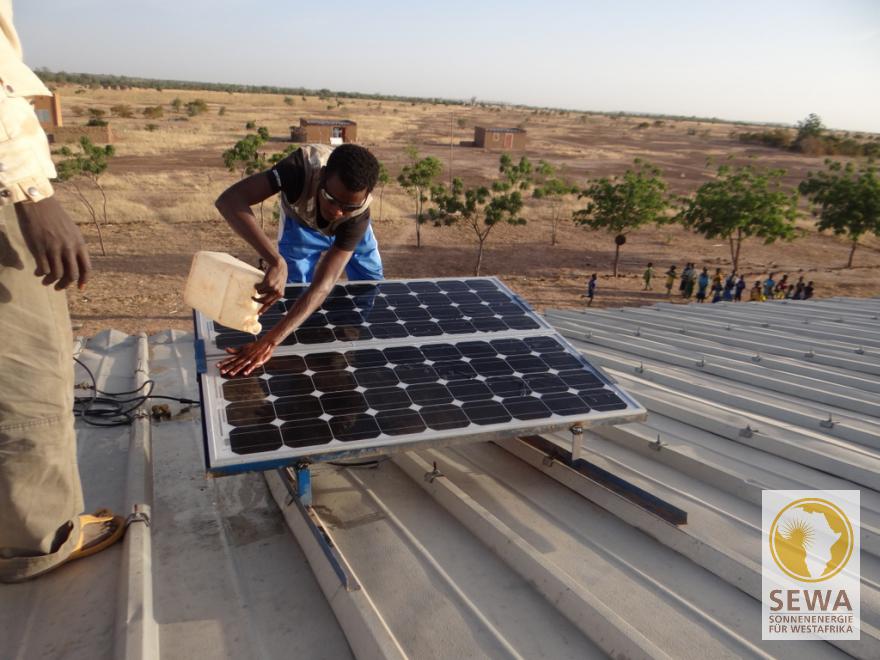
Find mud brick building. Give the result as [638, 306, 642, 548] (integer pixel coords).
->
[474, 126, 527, 150]
[290, 118, 357, 145]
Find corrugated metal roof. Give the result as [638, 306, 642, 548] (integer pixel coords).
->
[299, 119, 356, 126]
[1, 297, 877, 659]
[476, 126, 527, 133]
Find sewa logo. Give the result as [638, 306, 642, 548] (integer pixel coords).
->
[762, 490, 860, 641]
[769, 497, 854, 583]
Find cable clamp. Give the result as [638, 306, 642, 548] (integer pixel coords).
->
[126, 504, 151, 528]
[424, 461, 444, 483]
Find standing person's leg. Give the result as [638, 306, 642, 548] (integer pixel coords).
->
[0, 204, 84, 582]
[278, 215, 331, 283]
[345, 224, 383, 281]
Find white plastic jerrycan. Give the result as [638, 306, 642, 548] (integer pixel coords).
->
[184, 251, 264, 334]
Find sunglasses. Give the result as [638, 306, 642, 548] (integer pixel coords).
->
[319, 186, 365, 214]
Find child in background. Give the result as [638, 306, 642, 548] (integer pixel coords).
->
[734, 275, 746, 302]
[696, 267, 709, 303]
[750, 280, 766, 301]
[586, 273, 597, 306]
[643, 262, 654, 290]
[665, 265, 677, 297]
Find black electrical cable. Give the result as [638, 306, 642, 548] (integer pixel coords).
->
[73, 357, 200, 427]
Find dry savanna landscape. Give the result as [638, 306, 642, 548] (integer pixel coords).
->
[45, 84, 880, 337]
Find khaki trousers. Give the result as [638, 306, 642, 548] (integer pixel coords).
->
[0, 202, 83, 582]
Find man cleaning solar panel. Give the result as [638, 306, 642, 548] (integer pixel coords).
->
[214, 143, 382, 376]
[0, 1, 126, 582]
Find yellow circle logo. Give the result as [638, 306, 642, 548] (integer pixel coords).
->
[769, 497, 854, 582]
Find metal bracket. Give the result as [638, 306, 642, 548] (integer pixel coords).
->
[696, 357, 705, 368]
[804, 349, 815, 358]
[570, 423, 585, 463]
[739, 424, 756, 438]
[635, 362, 645, 374]
[126, 503, 151, 528]
[651, 433, 665, 451]
[820, 414, 835, 429]
[424, 461, 444, 483]
[295, 461, 313, 507]
[855, 346, 865, 355]
[634, 327, 641, 337]
[751, 353, 762, 363]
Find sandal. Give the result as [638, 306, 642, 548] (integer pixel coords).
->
[67, 508, 127, 561]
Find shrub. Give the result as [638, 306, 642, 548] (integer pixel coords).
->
[738, 129, 793, 149]
[145, 123, 159, 132]
[186, 99, 208, 116]
[245, 120, 256, 129]
[110, 104, 133, 118]
[87, 118, 108, 127]
[142, 105, 164, 119]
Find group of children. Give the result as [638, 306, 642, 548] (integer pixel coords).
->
[637, 263, 815, 304]
[583, 266, 816, 308]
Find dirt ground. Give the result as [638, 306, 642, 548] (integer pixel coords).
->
[47, 85, 880, 337]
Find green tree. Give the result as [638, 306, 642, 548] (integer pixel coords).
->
[397, 149, 443, 247]
[170, 97, 182, 113]
[677, 162, 798, 272]
[222, 130, 269, 179]
[574, 159, 668, 276]
[87, 108, 105, 121]
[283, 96, 294, 106]
[796, 113, 824, 143]
[532, 160, 579, 245]
[376, 162, 390, 221]
[799, 159, 880, 268]
[430, 154, 532, 275]
[54, 137, 115, 256]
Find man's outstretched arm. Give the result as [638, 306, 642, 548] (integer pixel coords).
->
[215, 172, 287, 313]
[217, 244, 352, 377]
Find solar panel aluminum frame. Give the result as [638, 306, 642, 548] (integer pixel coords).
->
[195, 276, 553, 358]
[199, 335, 647, 476]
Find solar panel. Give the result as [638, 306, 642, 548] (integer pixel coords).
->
[195, 277, 551, 356]
[195, 277, 645, 475]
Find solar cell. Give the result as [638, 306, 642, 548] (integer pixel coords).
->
[195, 277, 646, 475]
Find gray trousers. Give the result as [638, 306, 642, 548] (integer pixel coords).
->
[0, 202, 84, 582]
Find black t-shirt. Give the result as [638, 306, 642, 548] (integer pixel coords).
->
[266, 150, 370, 251]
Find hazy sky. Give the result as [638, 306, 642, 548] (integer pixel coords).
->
[15, 1, 880, 132]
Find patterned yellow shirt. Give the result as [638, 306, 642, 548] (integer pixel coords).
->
[0, 0, 56, 205]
